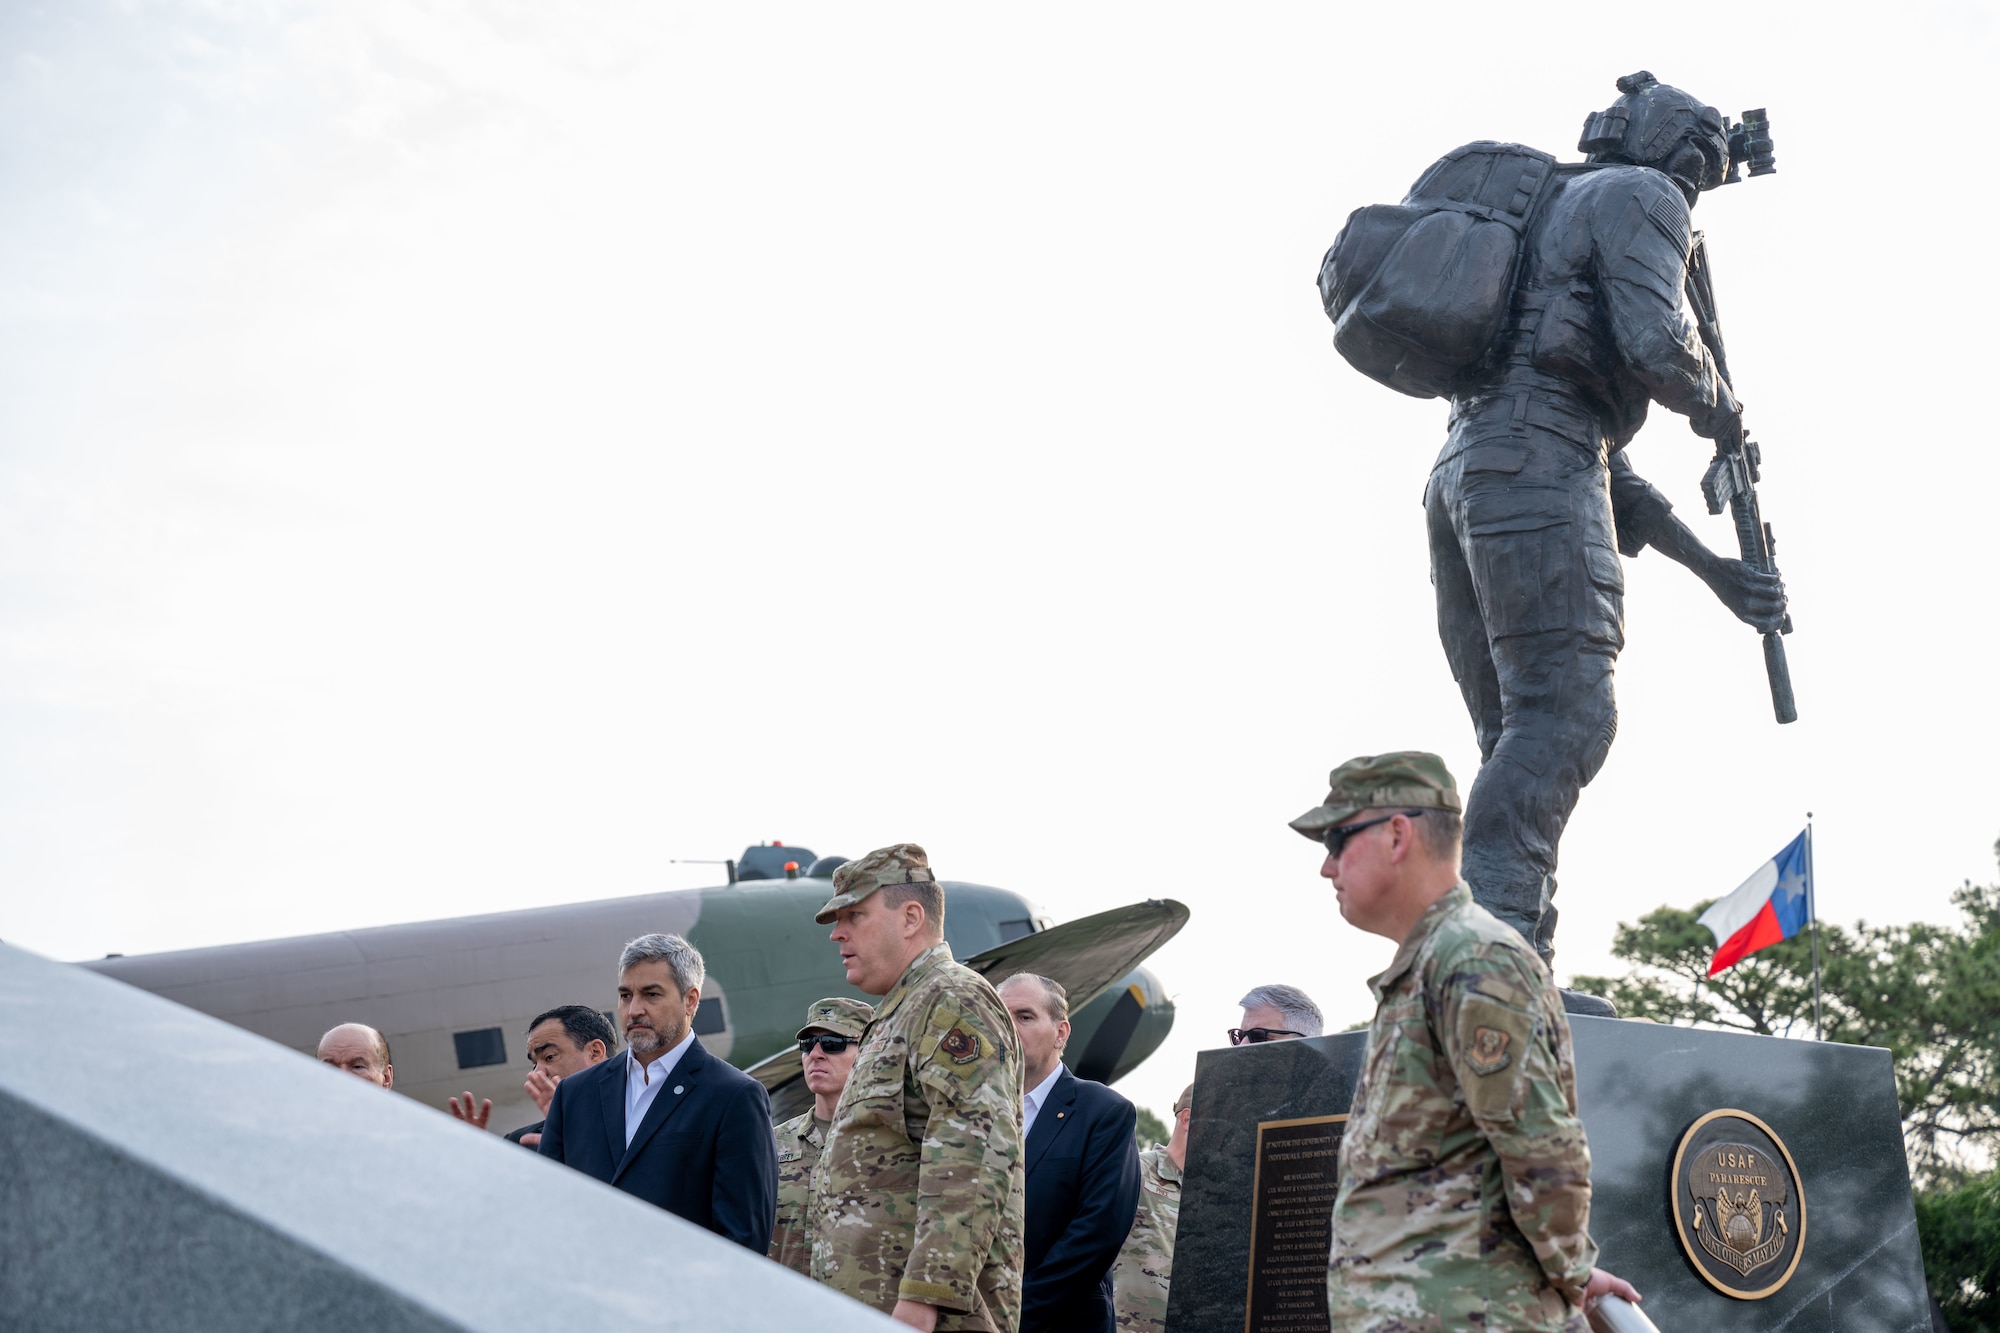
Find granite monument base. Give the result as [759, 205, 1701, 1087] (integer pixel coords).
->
[1169, 1018, 1929, 1333]
[0, 941, 892, 1333]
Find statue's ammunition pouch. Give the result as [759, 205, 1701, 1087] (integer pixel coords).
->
[1503, 284, 1613, 403]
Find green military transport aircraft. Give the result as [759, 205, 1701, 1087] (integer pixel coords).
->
[82, 843, 1186, 1129]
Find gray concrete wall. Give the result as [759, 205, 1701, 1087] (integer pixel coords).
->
[0, 940, 890, 1332]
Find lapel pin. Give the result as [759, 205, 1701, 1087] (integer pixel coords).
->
[1057, 1112, 1065, 1119]
[674, 1085, 685, 1095]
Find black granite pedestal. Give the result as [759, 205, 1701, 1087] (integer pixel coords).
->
[1168, 1018, 1930, 1333]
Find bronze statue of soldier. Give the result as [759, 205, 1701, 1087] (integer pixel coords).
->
[1321, 73, 1791, 983]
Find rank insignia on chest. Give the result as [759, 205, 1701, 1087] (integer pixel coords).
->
[1467, 1025, 1513, 1074]
[940, 1026, 984, 1065]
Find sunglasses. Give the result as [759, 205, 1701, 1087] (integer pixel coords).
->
[1321, 809, 1425, 859]
[1228, 1027, 1306, 1046]
[799, 1034, 855, 1055]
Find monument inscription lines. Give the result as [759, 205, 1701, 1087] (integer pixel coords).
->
[1243, 1114, 1347, 1333]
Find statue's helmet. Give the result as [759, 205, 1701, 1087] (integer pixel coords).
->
[1578, 71, 1731, 198]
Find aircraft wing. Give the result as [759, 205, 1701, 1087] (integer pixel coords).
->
[746, 1044, 815, 1121]
[957, 898, 1188, 1008]
[747, 898, 1188, 1121]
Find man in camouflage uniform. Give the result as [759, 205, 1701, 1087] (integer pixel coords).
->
[1290, 753, 1640, 1331]
[1108, 1082, 1189, 1333]
[808, 844, 1025, 1332]
[770, 996, 873, 1275]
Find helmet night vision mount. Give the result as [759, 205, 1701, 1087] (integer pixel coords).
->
[1579, 71, 1775, 191]
[1721, 107, 1776, 183]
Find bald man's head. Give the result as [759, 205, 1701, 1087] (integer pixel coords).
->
[317, 1023, 393, 1089]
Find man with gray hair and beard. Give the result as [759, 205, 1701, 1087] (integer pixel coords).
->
[539, 932, 778, 1251]
[1230, 984, 1324, 1046]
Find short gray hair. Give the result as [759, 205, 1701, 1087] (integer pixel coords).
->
[1238, 984, 1323, 1038]
[999, 973, 1069, 1023]
[618, 933, 706, 995]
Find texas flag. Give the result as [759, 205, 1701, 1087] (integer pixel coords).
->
[1698, 831, 1813, 976]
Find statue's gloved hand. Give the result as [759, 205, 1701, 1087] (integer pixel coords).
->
[1691, 383, 1744, 440]
[1704, 558, 1787, 632]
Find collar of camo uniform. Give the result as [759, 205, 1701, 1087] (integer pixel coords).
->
[1368, 881, 1473, 1000]
[870, 941, 955, 1023]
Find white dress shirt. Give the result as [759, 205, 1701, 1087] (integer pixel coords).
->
[625, 1029, 696, 1147]
[1021, 1061, 1064, 1141]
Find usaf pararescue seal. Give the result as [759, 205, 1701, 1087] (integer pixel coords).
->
[1670, 1108, 1807, 1299]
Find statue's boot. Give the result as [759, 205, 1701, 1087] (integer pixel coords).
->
[1559, 989, 1618, 1017]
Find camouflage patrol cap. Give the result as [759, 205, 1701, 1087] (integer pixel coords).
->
[796, 995, 874, 1041]
[813, 843, 937, 924]
[1288, 751, 1462, 842]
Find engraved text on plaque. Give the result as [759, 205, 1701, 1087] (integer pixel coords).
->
[1243, 1114, 1346, 1333]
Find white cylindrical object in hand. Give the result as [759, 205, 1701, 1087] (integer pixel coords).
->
[1586, 1294, 1660, 1333]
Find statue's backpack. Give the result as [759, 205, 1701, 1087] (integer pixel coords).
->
[1318, 141, 1565, 400]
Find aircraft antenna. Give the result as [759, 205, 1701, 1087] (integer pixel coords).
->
[670, 858, 739, 885]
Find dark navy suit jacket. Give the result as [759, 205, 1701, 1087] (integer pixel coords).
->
[538, 1035, 778, 1252]
[1022, 1065, 1142, 1333]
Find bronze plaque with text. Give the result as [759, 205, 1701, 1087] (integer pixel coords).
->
[1243, 1114, 1346, 1333]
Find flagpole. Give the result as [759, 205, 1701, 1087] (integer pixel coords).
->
[1806, 813, 1822, 1041]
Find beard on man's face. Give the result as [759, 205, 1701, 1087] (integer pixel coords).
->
[626, 1021, 665, 1055]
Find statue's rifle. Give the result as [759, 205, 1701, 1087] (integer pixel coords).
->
[1685, 234, 1797, 725]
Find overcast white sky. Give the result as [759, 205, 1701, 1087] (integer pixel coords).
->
[4, 2, 1996, 1120]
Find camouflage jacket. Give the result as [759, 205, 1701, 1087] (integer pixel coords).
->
[1109, 1143, 1181, 1333]
[769, 1110, 826, 1275]
[1329, 884, 1596, 1333]
[808, 944, 1025, 1331]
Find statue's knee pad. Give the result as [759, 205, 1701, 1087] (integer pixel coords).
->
[1578, 674, 1618, 786]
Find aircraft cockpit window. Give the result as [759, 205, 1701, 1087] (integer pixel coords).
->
[692, 996, 727, 1036]
[453, 1026, 508, 1070]
[996, 918, 1036, 943]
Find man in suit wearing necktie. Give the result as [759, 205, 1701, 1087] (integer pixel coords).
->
[539, 932, 778, 1252]
[998, 973, 1141, 1333]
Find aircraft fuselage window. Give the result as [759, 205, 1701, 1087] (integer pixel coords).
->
[453, 1026, 508, 1070]
[692, 997, 727, 1036]
[996, 918, 1036, 943]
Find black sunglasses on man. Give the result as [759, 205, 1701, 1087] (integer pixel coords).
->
[1227, 1027, 1306, 1046]
[1321, 808, 1426, 858]
[799, 1034, 855, 1055]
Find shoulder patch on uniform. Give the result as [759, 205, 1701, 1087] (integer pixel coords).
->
[1467, 1025, 1513, 1075]
[1454, 994, 1535, 1122]
[940, 1025, 984, 1065]
[1645, 191, 1691, 254]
